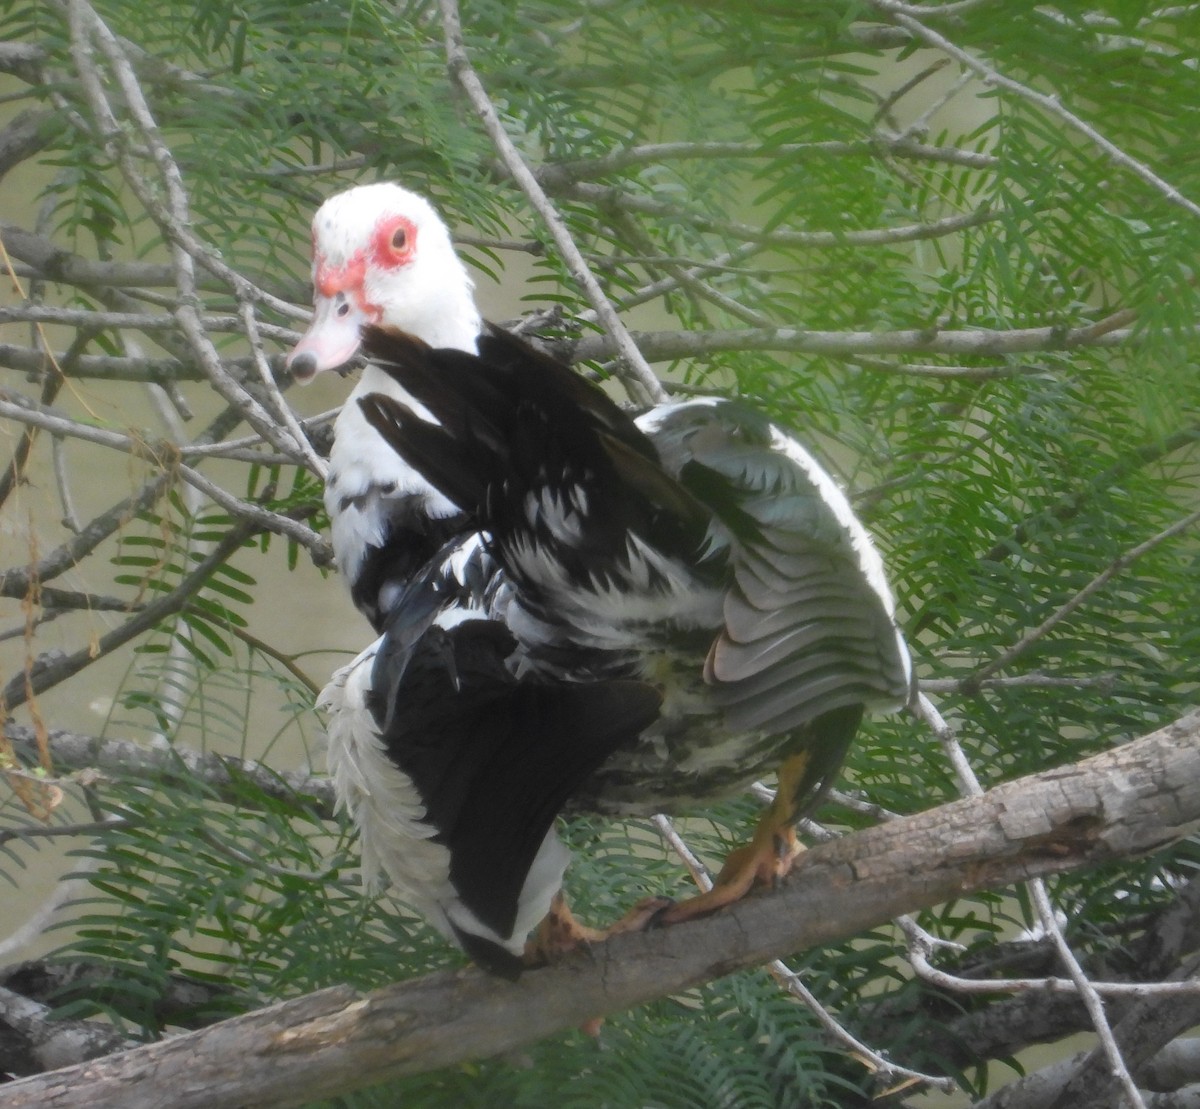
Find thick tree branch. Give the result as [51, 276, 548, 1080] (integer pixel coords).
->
[0, 986, 131, 1079]
[1, 710, 1197, 1109]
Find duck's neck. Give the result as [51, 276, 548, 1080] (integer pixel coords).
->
[411, 304, 482, 353]
[379, 261, 483, 354]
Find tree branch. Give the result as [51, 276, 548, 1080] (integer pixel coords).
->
[971, 504, 1200, 686]
[1, 723, 335, 816]
[536, 135, 999, 187]
[437, 0, 667, 407]
[2, 709, 1197, 1109]
[0, 986, 131, 1079]
[1, 519, 258, 712]
[567, 319, 1158, 364]
[874, 0, 1200, 222]
[555, 181, 998, 249]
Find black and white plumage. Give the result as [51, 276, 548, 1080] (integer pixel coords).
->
[287, 183, 913, 970]
[355, 325, 911, 813]
[322, 537, 660, 975]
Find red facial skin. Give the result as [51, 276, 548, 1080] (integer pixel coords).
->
[287, 213, 421, 379]
[312, 214, 418, 315]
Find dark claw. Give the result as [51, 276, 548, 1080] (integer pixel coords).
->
[644, 897, 677, 930]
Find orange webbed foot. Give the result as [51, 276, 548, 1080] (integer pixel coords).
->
[655, 823, 805, 925]
[525, 892, 674, 967]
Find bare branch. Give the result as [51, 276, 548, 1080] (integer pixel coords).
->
[0, 985, 131, 1078]
[0, 478, 171, 599]
[554, 181, 997, 249]
[874, 0, 1200, 222]
[0, 304, 300, 344]
[0, 394, 329, 557]
[567, 318, 1156, 364]
[0, 110, 62, 181]
[537, 135, 999, 186]
[0, 223, 303, 300]
[437, 0, 667, 406]
[971, 505, 1200, 686]
[0, 519, 258, 712]
[1029, 877, 1148, 1108]
[1, 722, 334, 816]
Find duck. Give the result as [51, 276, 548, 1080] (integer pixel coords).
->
[286, 182, 913, 975]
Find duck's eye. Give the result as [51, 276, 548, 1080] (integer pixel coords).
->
[336, 301, 351, 317]
[372, 216, 416, 269]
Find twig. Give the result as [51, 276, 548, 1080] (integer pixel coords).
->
[67, 2, 315, 469]
[175, 463, 328, 555]
[0, 304, 300, 341]
[913, 693, 983, 796]
[649, 813, 947, 1093]
[195, 823, 341, 884]
[875, 0, 1200, 222]
[766, 960, 953, 1094]
[538, 135, 999, 184]
[0, 519, 259, 712]
[893, 69, 977, 144]
[437, 0, 666, 406]
[0, 817, 132, 848]
[49, 433, 81, 532]
[212, 622, 323, 698]
[649, 813, 712, 890]
[0, 857, 98, 963]
[888, 0, 994, 14]
[912, 686, 1147, 1106]
[900, 915, 1200, 998]
[557, 182, 997, 249]
[919, 672, 1119, 693]
[871, 58, 951, 127]
[971, 505, 1200, 685]
[65, 6, 304, 319]
[238, 299, 327, 478]
[2, 722, 335, 818]
[0, 476, 170, 599]
[1028, 876, 1148, 1108]
[0, 396, 330, 559]
[0, 221, 301, 297]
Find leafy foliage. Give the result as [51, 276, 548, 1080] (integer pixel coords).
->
[2, 0, 1199, 1105]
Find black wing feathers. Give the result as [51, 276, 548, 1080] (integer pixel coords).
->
[369, 569, 661, 945]
[357, 325, 712, 579]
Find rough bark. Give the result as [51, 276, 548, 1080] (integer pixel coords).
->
[1, 710, 1197, 1109]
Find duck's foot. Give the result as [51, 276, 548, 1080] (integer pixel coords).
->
[655, 748, 820, 925]
[525, 891, 673, 1039]
[655, 822, 804, 925]
[525, 891, 673, 967]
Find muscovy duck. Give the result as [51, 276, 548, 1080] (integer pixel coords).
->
[286, 183, 913, 973]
